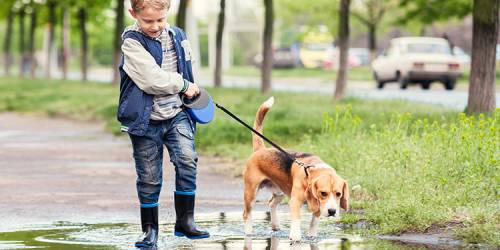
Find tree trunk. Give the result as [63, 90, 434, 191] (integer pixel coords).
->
[112, 0, 125, 84]
[368, 24, 376, 63]
[467, 0, 498, 114]
[29, 5, 37, 78]
[46, 1, 56, 79]
[79, 8, 88, 82]
[3, 8, 14, 76]
[176, 0, 188, 30]
[61, 6, 70, 80]
[18, 7, 26, 78]
[261, 0, 274, 94]
[214, 0, 225, 88]
[334, 0, 350, 100]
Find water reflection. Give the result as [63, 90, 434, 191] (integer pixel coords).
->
[0, 212, 457, 250]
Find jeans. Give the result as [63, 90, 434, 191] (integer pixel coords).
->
[129, 110, 198, 207]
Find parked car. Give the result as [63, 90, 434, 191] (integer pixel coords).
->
[254, 47, 300, 69]
[349, 48, 370, 66]
[299, 43, 332, 69]
[497, 44, 500, 61]
[322, 47, 367, 70]
[372, 37, 463, 90]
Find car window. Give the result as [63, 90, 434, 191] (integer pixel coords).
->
[407, 43, 451, 54]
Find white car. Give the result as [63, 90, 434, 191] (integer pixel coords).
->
[372, 37, 463, 90]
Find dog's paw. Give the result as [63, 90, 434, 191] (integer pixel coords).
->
[289, 239, 301, 247]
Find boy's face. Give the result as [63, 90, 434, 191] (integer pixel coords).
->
[129, 7, 168, 38]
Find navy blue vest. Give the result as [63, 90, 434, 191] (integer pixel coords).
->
[117, 26, 194, 136]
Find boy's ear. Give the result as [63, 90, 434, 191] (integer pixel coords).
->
[128, 8, 137, 18]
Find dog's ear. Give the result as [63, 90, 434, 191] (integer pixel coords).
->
[305, 181, 320, 215]
[340, 180, 349, 211]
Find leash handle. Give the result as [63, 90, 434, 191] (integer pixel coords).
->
[215, 102, 312, 177]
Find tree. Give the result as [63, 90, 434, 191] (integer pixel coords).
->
[176, 0, 188, 30]
[74, 0, 113, 82]
[18, 6, 26, 77]
[398, 0, 471, 25]
[61, 5, 71, 80]
[78, 7, 88, 81]
[45, 0, 57, 79]
[112, 0, 125, 84]
[467, 0, 498, 114]
[214, 0, 225, 88]
[351, 0, 387, 62]
[2, 1, 15, 76]
[28, 1, 38, 78]
[398, 0, 496, 113]
[261, 0, 274, 94]
[334, 0, 350, 100]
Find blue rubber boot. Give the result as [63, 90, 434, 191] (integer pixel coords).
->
[174, 193, 210, 239]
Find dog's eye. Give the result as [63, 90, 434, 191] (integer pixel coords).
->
[336, 192, 342, 197]
[320, 192, 328, 197]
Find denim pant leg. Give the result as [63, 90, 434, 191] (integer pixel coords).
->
[129, 124, 164, 206]
[164, 111, 198, 193]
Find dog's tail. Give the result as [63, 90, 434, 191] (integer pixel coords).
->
[252, 96, 274, 152]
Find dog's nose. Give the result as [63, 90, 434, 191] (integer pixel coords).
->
[327, 209, 336, 216]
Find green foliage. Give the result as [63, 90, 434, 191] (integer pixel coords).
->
[398, 0, 472, 24]
[276, 0, 338, 38]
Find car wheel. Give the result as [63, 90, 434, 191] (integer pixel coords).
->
[444, 80, 455, 90]
[397, 73, 408, 89]
[374, 72, 384, 89]
[421, 81, 431, 90]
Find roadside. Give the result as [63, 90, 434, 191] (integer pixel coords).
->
[19, 67, 499, 111]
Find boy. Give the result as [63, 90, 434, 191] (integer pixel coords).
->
[117, 0, 210, 247]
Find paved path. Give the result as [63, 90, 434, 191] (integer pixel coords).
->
[0, 113, 269, 232]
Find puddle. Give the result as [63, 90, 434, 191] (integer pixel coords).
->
[0, 212, 454, 249]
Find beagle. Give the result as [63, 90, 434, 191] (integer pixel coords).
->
[243, 97, 349, 242]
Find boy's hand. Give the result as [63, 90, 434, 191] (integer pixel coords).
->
[183, 82, 200, 99]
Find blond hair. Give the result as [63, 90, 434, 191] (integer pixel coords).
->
[131, 0, 170, 13]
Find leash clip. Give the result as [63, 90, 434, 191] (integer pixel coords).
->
[295, 159, 312, 177]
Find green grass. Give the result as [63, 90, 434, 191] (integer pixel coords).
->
[0, 77, 498, 246]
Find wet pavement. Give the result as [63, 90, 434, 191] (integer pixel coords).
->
[0, 113, 466, 249]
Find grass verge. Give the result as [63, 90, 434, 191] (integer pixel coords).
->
[0, 77, 498, 246]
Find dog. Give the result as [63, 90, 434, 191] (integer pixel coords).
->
[242, 97, 349, 242]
